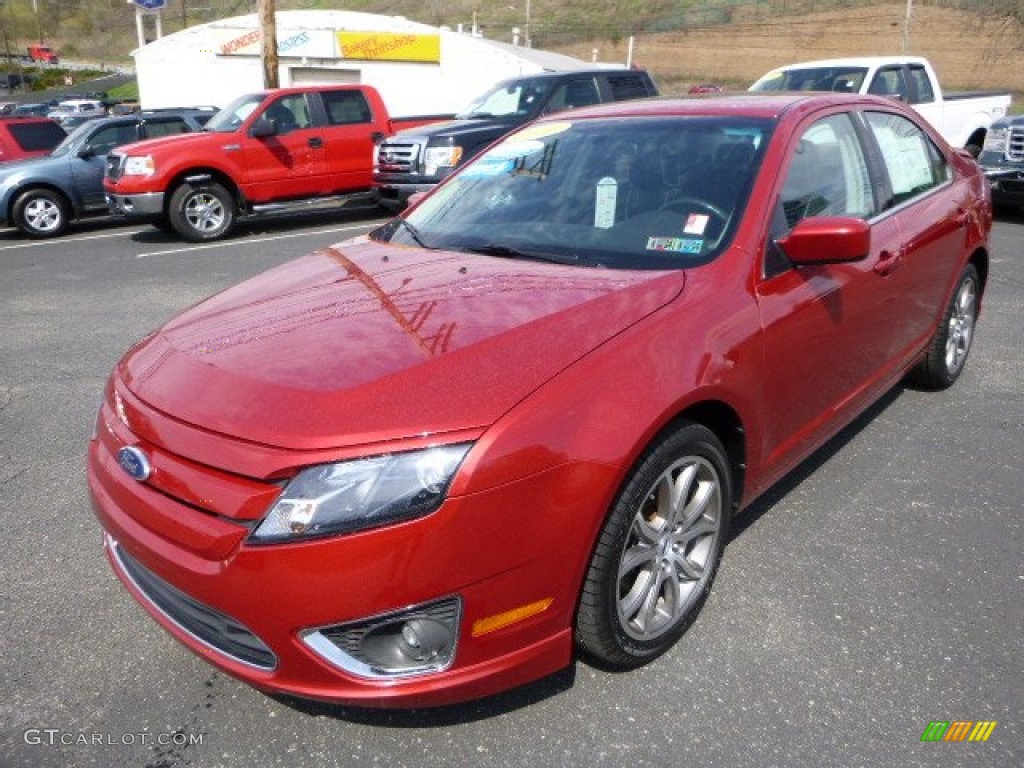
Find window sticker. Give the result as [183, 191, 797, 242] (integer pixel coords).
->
[684, 213, 710, 235]
[646, 237, 703, 254]
[594, 177, 618, 229]
[461, 139, 546, 178]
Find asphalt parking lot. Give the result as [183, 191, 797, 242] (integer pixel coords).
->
[1, 208, 1022, 768]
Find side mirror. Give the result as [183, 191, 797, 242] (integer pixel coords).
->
[250, 116, 277, 138]
[775, 216, 870, 265]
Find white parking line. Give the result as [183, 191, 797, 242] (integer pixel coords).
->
[134, 223, 383, 259]
[0, 227, 150, 251]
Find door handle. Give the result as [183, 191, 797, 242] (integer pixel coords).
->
[308, 137, 323, 149]
[874, 248, 904, 277]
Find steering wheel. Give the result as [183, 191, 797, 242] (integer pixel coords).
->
[660, 195, 729, 223]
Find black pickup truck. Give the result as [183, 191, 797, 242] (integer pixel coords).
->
[979, 114, 1024, 210]
[372, 68, 658, 210]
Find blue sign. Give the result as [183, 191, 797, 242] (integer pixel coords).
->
[133, 0, 167, 10]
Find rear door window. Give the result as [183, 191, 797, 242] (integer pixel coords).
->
[864, 111, 950, 208]
[142, 118, 188, 138]
[7, 121, 66, 151]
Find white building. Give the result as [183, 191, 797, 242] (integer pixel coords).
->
[132, 10, 596, 116]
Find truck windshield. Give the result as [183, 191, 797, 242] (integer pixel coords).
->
[205, 93, 266, 132]
[457, 79, 553, 119]
[750, 66, 867, 93]
[373, 115, 773, 270]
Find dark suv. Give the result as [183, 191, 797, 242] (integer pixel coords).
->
[0, 108, 215, 237]
[373, 68, 658, 209]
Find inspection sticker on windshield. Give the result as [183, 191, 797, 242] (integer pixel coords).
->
[594, 177, 618, 229]
[684, 213, 710, 235]
[646, 237, 703, 254]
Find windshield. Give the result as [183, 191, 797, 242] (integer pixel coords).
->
[372, 115, 773, 270]
[750, 66, 867, 93]
[457, 78, 553, 119]
[204, 93, 266, 132]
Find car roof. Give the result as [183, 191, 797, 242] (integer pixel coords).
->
[545, 91, 906, 121]
[766, 55, 930, 70]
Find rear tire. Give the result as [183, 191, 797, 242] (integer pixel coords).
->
[907, 264, 980, 390]
[168, 182, 234, 242]
[12, 188, 69, 238]
[576, 422, 731, 669]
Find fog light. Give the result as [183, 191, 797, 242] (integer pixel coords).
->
[302, 597, 461, 679]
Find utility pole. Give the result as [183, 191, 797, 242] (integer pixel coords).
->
[902, 0, 913, 53]
[259, 0, 278, 88]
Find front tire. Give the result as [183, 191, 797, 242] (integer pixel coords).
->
[576, 422, 731, 669]
[908, 264, 980, 390]
[168, 182, 235, 242]
[13, 188, 69, 238]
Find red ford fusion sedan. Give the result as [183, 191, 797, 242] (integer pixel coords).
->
[89, 92, 991, 708]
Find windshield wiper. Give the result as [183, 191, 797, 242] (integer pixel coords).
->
[396, 218, 435, 249]
[458, 243, 579, 265]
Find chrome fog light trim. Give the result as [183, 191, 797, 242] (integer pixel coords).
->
[302, 597, 461, 680]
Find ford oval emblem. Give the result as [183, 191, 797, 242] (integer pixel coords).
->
[117, 446, 152, 482]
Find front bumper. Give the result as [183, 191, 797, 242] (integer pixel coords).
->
[983, 167, 1024, 206]
[107, 191, 165, 218]
[87, 381, 601, 707]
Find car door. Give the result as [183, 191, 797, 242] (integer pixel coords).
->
[753, 110, 907, 481]
[242, 93, 324, 201]
[71, 121, 141, 210]
[861, 109, 968, 367]
[316, 89, 381, 192]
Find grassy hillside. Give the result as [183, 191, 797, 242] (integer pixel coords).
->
[3, 1, 1021, 96]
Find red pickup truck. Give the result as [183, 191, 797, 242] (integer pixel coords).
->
[105, 84, 433, 241]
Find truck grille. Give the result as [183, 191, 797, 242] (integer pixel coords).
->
[1008, 128, 1024, 162]
[105, 153, 125, 181]
[376, 141, 421, 174]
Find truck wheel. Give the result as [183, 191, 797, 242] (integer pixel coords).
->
[12, 188, 69, 238]
[169, 182, 235, 242]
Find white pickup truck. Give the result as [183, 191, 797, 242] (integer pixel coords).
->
[750, 56, 1010, 155]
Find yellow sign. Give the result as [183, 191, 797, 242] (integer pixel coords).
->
[337, 32, 441, 63]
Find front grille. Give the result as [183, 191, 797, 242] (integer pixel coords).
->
[1007, 128, 1024, 162]
[112, 540, 277, 670]
[376, 141, 421, 174]
[105, 153, 125, 181]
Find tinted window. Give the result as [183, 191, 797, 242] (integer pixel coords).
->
[143, 119, 188, 138]
[864, 111, 950, 208]
[907, 65, 935, 104]
[7, 121, 66, 151]
[322, 91, 371, 125]
[265, 94, 311, 133]
[867, 67, 908, 99]
[606, 74, 653, 100]
[88, 123, 140, 155]
[545, 78, 601, 113]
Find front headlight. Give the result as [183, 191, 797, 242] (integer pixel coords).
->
[251, 443, 472, 543]
[423, 145, 463, 175]
[122, 155, 156, 176]
[982, 128, 1007, 155]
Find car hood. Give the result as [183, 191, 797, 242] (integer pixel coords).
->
[119, 238, 686, 451]
[111, 131, 210, 156]
[397, 117, 522, 144]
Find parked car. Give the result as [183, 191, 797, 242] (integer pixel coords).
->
[977, 114, 1024, 210]
[89, 91, 990, 708]
[0, 109, 215, 237]
[47, 99, 106, 125]
[373, 68, 659, 209]
[10, 102, 50, 118]
[0, 117, 66, 163]
[104, 85, 444, 242]
[750, 56, 1011, 155]
[688, 83, 725, 94]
